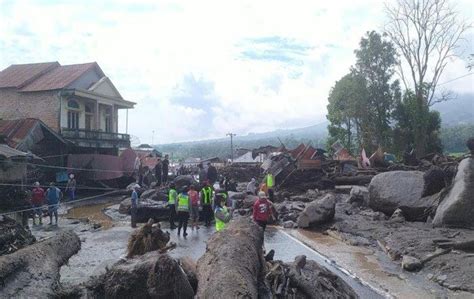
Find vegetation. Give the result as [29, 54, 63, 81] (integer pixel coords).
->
[440, 124, 474, 154]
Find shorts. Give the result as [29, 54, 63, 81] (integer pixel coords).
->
[32, 204, 43, 216]
[191, 205, 199, 221]
[48, 204, 59, 214]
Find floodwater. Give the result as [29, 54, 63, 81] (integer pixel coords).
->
[66, 202, 115, 229]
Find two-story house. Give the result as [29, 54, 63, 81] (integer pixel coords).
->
[0, 62, 135, 155]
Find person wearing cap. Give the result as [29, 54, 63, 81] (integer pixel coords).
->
[65, 173, 77, 201]
[168, 183, 178, 229]
[45, 182, 62, 225]
[200, 181, 213, 227]
[214, 194, 231, 232]
[31, 182, 45, 225]
[130, 184, 140, 228]
[253, 191, 273, 232]
[176, 186, 192, 237]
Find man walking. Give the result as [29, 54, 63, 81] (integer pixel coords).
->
[176, 186, 191, 237]
[46, 182, 62, 225]
[200, 181, 213, 227]
[188, 185, 200, 230]
[31, 182, 45, 225]
[168, 183, 177, 229]
[65, 174, 76, 201]
[253, 191, 273, 232]
[162, 154, 170, 184]
[207, 162, 217, 186]
[264, 172, 275, 201]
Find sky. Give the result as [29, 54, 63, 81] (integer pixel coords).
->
[0, 0, 473, 145]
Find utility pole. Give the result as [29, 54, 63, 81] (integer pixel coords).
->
[226, 133, 236, 163]
[152, 130, 155, 145]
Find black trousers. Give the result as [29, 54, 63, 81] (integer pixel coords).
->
[202, 205, 213, 226]
[163, 170, 168, 183]
[169, 204, 176, 227]
[177, 211, 189, 234]
[256, 220, 267, 232]
[268, 188, 274, 201]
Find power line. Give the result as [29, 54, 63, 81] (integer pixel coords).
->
[437, 73, 473, 86]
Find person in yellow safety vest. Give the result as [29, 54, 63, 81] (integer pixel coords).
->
[200, 181, 214, 227]
[176, 186, 192, 237]
[168, 183, 178, 229]
[265, 172, 275, 201]
[214, 194, 231, 232]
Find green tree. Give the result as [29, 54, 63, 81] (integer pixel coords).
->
[352, 31, 401, 151]
[392, 90, 442, 155]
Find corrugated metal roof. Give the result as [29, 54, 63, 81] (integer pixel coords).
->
[21, 62, 101, 92]
[0, 62, 59, 88]
[0, 118, 40, 148]
[0, 144, 28, 159]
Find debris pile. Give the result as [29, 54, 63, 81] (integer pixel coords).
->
[0, 216, 36, 255]
[220, 164, 262, 182]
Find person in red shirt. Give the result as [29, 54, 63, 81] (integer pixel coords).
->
[188, 185, 200, 230]
[253, 191, 273, 232]
[31, 182, 45, 225]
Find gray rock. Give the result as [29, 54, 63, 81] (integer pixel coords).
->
[242, 195, 258, 209]
[227, 191, 246, 200]
[119, 197, 132, 214]
[297, 194, 336, 228]
[433, 158, 474, 228]
[368, 171, 437, 220]
[140, 189, 156, 199]
[173, 175, 197, 192]
[283, 220, 296, 229]
[402, 255, 422, 271]
[390, 208, 405, 222]
[349, 186, 369, 206]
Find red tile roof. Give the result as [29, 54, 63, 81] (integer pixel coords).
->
[0, 62, 104, 92]
[0, 62, 59, 88]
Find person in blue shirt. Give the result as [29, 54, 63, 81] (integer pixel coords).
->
[46, 182, 62, 225]
[131, 184, 140, 228]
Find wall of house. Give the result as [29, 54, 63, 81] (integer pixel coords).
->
[0, 89, 60, 131]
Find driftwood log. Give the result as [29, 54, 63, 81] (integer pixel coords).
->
[196, 218, 264, 298]
[83, 252, 194, 298]
[0, 230, 80, 298]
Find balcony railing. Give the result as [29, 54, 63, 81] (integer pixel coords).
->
[61, 128, 130, 141]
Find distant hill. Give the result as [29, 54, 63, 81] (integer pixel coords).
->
[432, 93, 474, 126]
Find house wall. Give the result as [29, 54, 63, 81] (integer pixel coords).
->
[0, 89, 60, 131]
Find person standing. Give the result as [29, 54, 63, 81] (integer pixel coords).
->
[176, 186, 191, 237]
[188, 185, 200, 230]
[154, 159, 162, 187]
[31, 182, 45, 225]
[130, 184, 139, 228]
[65, 174, 77, 201]
[214, 194, 231, 232]
[264, 172, 275, 201]
[253, 191, 273, 232]
[168, 183, 178, 229]
[200, 181, 213, 227]
[207, 162, 217, 186]
[45, 182, 62, 225]
[198, 163, 207, 186]
[162, 154, 170, 184]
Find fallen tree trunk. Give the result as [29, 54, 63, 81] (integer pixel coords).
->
[0, 230, 80, 298]
[82, 252, 194, 298]
[196, 218, 264, 298]
[334, 175, 374, 186]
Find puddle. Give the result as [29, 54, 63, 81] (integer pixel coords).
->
[66, 202, 115, 229]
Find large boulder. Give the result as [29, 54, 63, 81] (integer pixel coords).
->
[297, 194, 335, 228]
[368, 171, 438, 220]
[433, 158, 474, 228]
[173, 175, 197, 192]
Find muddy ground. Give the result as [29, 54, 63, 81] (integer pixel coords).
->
[27, 193, 474, 298]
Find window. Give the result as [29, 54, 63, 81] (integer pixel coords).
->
[104, 107, 112, 132]
[67, 99, 80, 129]
[85, 104, 93, 130]
[68, 111, 79, 129]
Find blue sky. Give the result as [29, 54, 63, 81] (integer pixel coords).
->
[0, 0, 472, 144]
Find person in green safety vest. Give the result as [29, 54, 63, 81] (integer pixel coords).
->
[176, 186, 192, 237]
[168, 183, 178, 229]
[264, 172, 275, 201]
[214, 194, 231, 232]
[200, 181, 214, 227]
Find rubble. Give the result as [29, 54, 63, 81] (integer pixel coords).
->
[126, 219, 174, 258]
[220, 164, 262, 182]
[0, 216, 36, 255]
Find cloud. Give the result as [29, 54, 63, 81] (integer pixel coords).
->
[0, 0, 472, 144]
